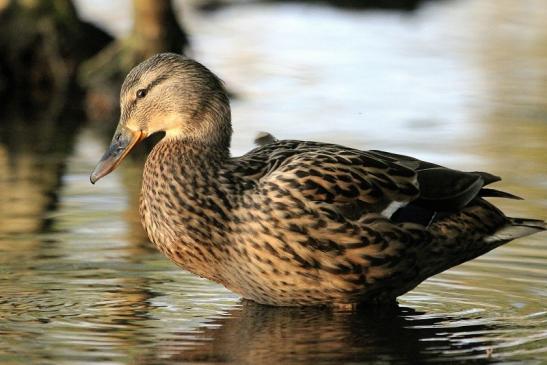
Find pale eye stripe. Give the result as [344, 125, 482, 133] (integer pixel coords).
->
[124, 75, 171, 119]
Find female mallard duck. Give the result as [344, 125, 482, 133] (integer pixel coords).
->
[91, 53, 545, 306]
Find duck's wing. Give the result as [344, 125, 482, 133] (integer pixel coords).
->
[243, 141, 519, 224]
[243, 141, 419, 220]
[368, 150, 521, 224]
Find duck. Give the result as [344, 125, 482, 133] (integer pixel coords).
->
[90, 53, 545, 307]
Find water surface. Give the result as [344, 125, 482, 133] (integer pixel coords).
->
[1, 0, 546, 363]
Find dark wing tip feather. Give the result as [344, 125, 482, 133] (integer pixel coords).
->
[416, 168, 485, 211]
[472, 171, 501, 185]
[479, 188, 523, 200]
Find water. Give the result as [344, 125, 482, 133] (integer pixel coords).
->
[1, 0, 546, 363]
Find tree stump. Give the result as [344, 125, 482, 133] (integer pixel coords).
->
[0, 0, 112, 115]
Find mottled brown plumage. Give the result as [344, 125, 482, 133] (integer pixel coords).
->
[91, 53, 545, 306]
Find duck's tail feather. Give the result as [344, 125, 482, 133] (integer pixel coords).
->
[484, 218, 545, 244]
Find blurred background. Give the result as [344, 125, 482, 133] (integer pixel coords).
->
[0, 0, 546, 364]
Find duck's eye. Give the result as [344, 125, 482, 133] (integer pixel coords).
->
[136, 89, 147, 98]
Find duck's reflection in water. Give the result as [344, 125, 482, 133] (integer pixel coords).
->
[141, 301, 496, 364]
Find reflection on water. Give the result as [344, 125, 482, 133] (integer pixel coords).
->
[0, 114, 81, 235]
[1, 0, 546, 364]
[138, 302, 502, 364]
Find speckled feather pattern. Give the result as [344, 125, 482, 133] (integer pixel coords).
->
[139, 138, 507, 306]
[90, 53, 544, 307]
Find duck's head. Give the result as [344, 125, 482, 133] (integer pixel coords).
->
[90, 53, 231, 184]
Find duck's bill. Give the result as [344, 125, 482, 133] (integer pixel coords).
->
[90, 126, 144, 184]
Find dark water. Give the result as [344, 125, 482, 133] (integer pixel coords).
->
[1, 0, 546, 364]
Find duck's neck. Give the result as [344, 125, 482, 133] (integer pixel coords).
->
[164, 136, 230, 166]
[163, 88, 233, 161]
[161, 94, 233, 162]
[140, 133, 234, 280]
[143, 133, 233, 208]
